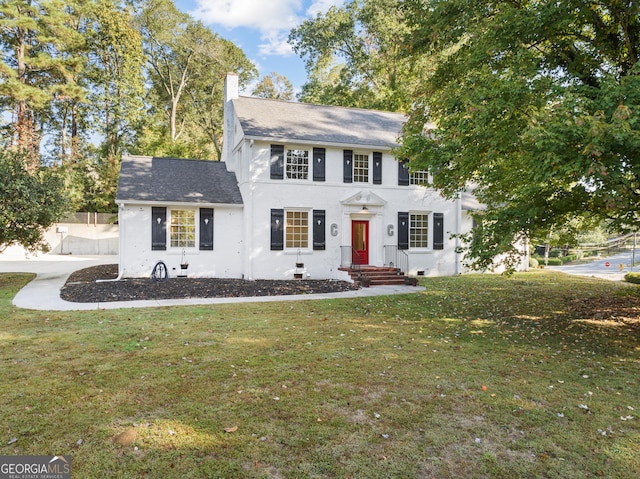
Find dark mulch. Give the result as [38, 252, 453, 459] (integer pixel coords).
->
[61, 264, 359, 303]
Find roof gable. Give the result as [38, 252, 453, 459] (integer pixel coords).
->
[116, 156, 243, 205]
[232, 96, 405, 148]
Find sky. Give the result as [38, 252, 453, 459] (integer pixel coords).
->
[173, 0, 344, 94]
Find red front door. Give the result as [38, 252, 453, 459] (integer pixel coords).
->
[352, 220, 369, 265]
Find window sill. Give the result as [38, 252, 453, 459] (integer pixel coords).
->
[283, 249, 313, 255]
[166, 248, 198, 254]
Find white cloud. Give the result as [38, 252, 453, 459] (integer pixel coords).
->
[190, 0, 344, 58]
[306, 0, 342, 17]
[191, 0, 303, 32]
[258, 32, 295, 57]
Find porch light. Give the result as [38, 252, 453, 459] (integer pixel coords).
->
[361, 205, 368, 212]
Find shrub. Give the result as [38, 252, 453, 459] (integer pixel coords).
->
[624, 272, 640, 284]
[548, 248, 563, 258]
[529, 257, 539, 269]
[546, 257, 562, 266]
[561, 255, 577, 264]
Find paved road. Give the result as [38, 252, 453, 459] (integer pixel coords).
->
[545, 250, 638, 281]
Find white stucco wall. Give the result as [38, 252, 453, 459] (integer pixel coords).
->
[236, 140, 466, 280]
[118, 203, 244, 279]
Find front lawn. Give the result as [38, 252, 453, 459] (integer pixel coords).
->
[1, 271, 639, 478]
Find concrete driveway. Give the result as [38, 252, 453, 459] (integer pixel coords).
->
[0, 254, 118, 310]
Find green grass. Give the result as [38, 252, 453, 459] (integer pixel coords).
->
[1, 271, 639, 478]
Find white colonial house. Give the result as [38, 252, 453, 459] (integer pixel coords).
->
[115, 73, 481, 282]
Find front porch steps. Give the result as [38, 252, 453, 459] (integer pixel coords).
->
[338, 266, 412, 286]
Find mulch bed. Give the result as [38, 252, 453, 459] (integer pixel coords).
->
[60, 264, 359, 303]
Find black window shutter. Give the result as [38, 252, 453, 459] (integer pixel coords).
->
[398, 159, 410, 186]
[270, 209, 284, 250]
[343, 150, 353, 183]
[313, 148, 326, 182]
[151, 207, 167, 251]
[313, 209, 326, 250]
[433, 212, 444, 250]
[199, 208, 214, 250]
[270, 144, 284, 180]
[373, 152, 382, 184]
[398, 212, 409, 250]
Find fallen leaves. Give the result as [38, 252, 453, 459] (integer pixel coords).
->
[112, 429, 137, 446]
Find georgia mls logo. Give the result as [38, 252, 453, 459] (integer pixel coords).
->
[0, 455, 71, 479]
[48, 456, 70, 473]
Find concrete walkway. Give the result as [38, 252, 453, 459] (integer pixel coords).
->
[0, 254, 423, 311]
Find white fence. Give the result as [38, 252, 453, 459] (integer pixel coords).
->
[1, 215, 119, 259]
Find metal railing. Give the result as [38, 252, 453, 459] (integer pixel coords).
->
[340, 246, 363, 276]
[384, 245, 408, 275]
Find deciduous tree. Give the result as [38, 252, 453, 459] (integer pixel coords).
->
[135, 0, 256, 159]
[400, 0, 640, 271]
[252, 72, 294, 101]
[289, 0, 426, 111]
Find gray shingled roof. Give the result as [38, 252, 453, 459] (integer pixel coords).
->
[233, 96, 405, 148]
[116, 156, 243, 205]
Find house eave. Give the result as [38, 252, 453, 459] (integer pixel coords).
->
[242, 135, 398, 152]
[117, 199, 244, 208]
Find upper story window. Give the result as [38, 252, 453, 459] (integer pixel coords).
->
[399, 160, 431, 187]
[286, 149, 309, 180]
[353, 153, 369, 183]
[170, 209, 196, 248]
[272, 144, 323, 181]
[410, 171, 430, 186]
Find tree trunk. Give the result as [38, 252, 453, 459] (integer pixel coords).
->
[71, 101, 79, 163]
[15, 25, 39, 169]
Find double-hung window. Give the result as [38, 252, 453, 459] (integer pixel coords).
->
[353, 153, 369, 183]
[152, 207, 213, 251]
[285, 210, 309, 249]
[271, 209, 325, 251]
[410, 213, 429, 248]
[170, 209, 196, 248]
[399, 211, 444, 251]
[286, 149, 309, 180]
